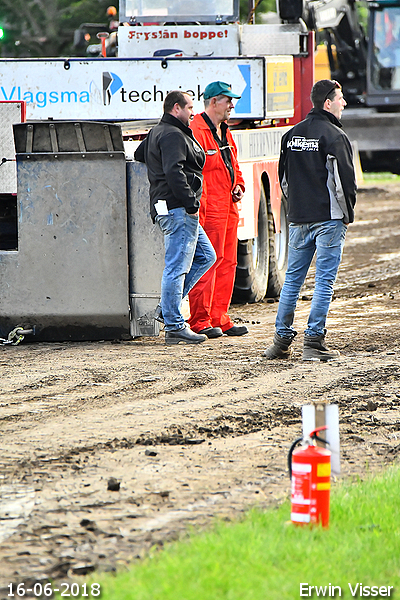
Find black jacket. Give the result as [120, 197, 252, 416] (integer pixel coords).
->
[279, 108, 357, 224]
[134, 113, 206, 222]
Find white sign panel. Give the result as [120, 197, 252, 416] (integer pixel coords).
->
[0, 102, 24, 193]
[302, 404, 341, 475]
[0, 57, 264, 121]
[118, 25, 240, 58]
[232, 127, 290, 161]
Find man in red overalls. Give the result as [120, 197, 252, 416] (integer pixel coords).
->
[188, 81, 248, 338]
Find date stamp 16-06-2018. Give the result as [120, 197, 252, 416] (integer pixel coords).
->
[7, 582, 101, 597]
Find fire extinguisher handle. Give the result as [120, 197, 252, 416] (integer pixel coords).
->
[288, 437, 304, 480]
[309, 425, 328, 438]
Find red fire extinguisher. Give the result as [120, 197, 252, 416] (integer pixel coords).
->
[288, 426, 331, 528]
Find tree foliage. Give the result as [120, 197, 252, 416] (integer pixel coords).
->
[240, 0, 277, 24]
[0, 0, 113, 57]
[0, 0, 278, 57]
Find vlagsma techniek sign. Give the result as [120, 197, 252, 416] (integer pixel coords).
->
[0, 57, 263, 121]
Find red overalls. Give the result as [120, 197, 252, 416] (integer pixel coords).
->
[188, 113, 245, 333]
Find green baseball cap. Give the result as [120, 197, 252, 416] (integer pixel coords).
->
[203, 81, 241, 100]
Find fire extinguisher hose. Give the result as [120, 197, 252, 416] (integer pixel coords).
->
[287, 437, 303, 479]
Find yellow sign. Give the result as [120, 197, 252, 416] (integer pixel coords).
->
[265, 56, 294, 117]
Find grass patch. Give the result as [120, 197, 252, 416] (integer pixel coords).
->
[362, 172, 400, 184]
[74, 467, 400, 600]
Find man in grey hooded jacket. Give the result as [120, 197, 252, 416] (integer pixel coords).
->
[265, 79, 357, 361]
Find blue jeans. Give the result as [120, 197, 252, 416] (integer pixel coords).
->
[275, 220, 347, 339]
[156, 207, 216, 331]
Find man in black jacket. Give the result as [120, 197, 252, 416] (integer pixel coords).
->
[135, 90, 216, 344]
[265, 79, 357, 361]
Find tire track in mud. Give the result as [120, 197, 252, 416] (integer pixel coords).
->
[1, 345, 399, 471]
[0, 348, 399, 592]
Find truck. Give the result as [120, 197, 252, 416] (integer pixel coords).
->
[0, 0, 315, 343]
[299, 0, 400, 172]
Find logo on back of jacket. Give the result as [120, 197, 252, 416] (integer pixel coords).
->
[287, 136, 319, 151]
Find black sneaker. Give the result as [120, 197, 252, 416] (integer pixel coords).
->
[224, 325, 248, 336]
[198, 327, 223, 338]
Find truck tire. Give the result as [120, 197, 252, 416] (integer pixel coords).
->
[232, 188, 289, 304]
[266, 195, 288, 298]
[231, 185, 270, 304]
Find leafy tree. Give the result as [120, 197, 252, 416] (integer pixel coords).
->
[0, 0, 278, 57]
[240, 0, 277, 23]
[0, 0, 114, 57]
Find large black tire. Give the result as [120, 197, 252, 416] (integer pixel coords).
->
[231, 185, 270, 304]
[266, 195, 288, 298]
[231, 188, 289, 304]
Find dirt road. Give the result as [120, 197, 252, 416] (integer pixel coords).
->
[1, 182, 400, 597]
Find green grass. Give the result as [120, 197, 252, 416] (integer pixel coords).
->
[75, 467, 400, 600]
[362, 172, 400, 184]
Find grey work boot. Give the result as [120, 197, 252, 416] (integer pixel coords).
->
[165, 324, 207, 345]
[264, 332, 295, 359]
[302, 332, 340, 362]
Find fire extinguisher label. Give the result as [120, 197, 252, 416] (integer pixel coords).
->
[317, 463, 331, 477]
[292, 463, 311, 473]
[291, 466, 312, 509]
[290, 511, 310, 523]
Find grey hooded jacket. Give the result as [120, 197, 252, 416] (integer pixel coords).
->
[279, 108, 357, 224]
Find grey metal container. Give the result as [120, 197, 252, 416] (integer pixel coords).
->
[126, 160, 163, 338]
[0, 120, 130, 342]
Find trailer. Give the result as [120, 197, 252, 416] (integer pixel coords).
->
[0, 0, 314, 342]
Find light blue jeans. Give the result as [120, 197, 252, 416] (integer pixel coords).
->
[156, 207, 216, 332]
[275, 220, 347, 339]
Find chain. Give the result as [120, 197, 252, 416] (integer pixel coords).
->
[0, 157, 15, 167]
[0, 327, 34, 346]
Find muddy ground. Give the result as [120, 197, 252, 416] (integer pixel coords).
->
[1, 182, 400, 598]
